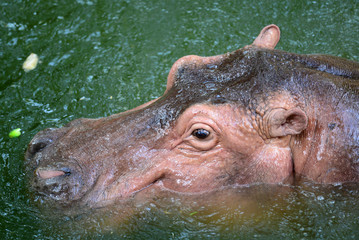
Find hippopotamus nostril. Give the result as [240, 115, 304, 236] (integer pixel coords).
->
[28, 138, 52, 156]
[36, 167, 71, 179]
[37, 169, 65, 179]
[26, 128, 65, 159]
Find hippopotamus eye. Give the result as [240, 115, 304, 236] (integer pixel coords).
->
[192, 129, 210, 139]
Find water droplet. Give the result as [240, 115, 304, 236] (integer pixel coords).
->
[317, 195, 324, 201]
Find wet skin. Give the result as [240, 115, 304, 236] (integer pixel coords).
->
[25, 25, 359, 208]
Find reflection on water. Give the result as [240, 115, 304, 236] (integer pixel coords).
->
[34, 182, 359, 239]
[1, 0, 358, 239]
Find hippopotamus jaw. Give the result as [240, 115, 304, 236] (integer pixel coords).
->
[78, 167, 166, 206]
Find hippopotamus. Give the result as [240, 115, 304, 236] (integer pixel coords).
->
[25, 25, 359, 208]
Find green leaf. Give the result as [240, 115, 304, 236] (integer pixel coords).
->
[9, 128, 21, 138]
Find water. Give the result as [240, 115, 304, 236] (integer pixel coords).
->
[1, 0, 358, 239]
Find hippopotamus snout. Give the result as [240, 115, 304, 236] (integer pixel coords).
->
[26, 113, 158, 206]
[26, 118, 92, 163]
[25, 123, 90, 204]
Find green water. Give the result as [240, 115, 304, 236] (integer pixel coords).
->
[1, 0, 358, 239]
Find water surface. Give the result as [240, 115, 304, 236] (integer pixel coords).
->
[1, 0, 358, 239]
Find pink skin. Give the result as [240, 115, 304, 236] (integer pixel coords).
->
[162, 104, 294, 188]
[37, 169, 65, 179]
[81, 103, 296, 206]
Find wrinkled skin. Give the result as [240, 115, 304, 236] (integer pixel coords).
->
[25, 25, 359, 208]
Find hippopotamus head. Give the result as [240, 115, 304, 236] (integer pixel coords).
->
[25, 25, 359, 208]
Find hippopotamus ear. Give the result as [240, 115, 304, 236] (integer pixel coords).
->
[252, 24, 281, 49]
[166, 55, 223, 93]
[267, 108, 308, 137]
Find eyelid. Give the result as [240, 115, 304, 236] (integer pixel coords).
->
[185, 116, 221, 135]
